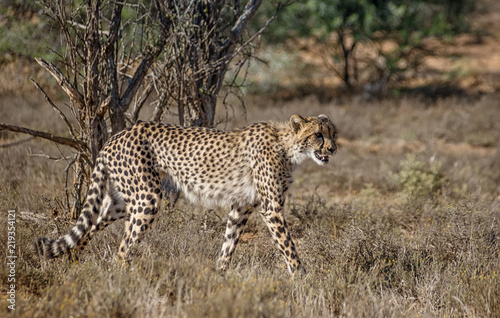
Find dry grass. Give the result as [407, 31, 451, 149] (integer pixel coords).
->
[0, 93, 499, 317]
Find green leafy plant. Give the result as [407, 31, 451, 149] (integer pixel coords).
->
[392, 154, 444, 201]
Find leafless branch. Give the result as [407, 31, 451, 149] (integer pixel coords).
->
[233, 9, 280, 59]
[28, 148, 72, 162]
[0, 137, 35, 148]
[0, 123, 87, 152]
[230, 0, 263, 44]
[66, 20, 110, 36]
[133, 81, 155, 122]
[35, 58, 85, 110]
[29, 77, 78, 139]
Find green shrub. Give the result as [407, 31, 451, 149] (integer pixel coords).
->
[0, 1, 61, 61]
[253, 0, 475, 90]
[392, 154, 444, 201]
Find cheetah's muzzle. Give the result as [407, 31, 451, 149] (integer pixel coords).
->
[314, 152, 329, 163]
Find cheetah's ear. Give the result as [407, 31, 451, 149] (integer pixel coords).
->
[318, 114, 330, 122]
[290, 114, 306, 134]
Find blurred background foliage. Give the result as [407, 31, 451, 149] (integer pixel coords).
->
[251, 0, 476, 90]
[0, 0, 481, 95]
[0, 0, 61, 61]
[255, 0, 474, 42]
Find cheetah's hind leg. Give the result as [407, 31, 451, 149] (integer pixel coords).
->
[75, 186, 127, 257]
[217, 204, 256, 271]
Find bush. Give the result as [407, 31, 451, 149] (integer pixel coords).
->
[392, 154, 444, 201]
[256, 0, 475, 90]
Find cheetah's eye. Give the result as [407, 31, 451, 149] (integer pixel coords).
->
[315, 132, 323, 139]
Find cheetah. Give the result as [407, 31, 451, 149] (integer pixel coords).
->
[37, 114, 338, 275]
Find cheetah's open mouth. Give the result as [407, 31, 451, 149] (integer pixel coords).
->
[314, 152, 329, 163]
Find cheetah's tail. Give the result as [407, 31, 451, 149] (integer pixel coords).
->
[36, 160, 107, 259]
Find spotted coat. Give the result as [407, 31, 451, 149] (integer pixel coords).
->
[37, 114, 338, 275]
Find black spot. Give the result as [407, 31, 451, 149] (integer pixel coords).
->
[270, 216, 281, 224]
[69, 229, 79, 242]
[83, 210, 92, 219]
[77, 224, 86, 233]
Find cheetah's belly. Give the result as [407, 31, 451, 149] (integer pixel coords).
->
[166, 167, 259, 208]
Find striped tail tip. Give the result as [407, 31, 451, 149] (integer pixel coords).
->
[36, 237, 57, 259]
[36, 236, 73, 259]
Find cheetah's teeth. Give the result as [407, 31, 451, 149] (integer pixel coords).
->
[314, 152, 329, 163]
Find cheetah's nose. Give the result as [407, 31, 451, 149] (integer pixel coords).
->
[327, 146, 336, 154]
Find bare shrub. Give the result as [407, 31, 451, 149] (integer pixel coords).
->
[0, 0, 279, 217]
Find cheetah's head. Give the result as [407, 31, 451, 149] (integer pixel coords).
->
[289, 114, 338, 166]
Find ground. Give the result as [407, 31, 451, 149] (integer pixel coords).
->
[0, 92, 499, 316]
[0, 1, 500, 317]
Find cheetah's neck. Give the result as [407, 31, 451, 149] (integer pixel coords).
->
[273, 123, 308, 167]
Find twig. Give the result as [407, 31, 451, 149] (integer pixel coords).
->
[66, 20, 110, 36]
[35, 58, 86, 110]
[133, 81, 154, 122]
[232, 5, 279, 59]
[29, 77, 78, 139]
[0, 137, 35, 148]
[63, 154, 78, 213]
[28, 148, 71, 161]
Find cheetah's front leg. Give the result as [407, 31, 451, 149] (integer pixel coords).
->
[260, 202, 305, 276]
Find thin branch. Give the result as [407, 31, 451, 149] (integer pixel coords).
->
[66, 20, 110, 36]
[117, 0, 173, 114]
[63, 154, 78, 213]
[0, 137, 35, 148]
[133, 81, 155, 122]
[105, 2, 123, 112]
[28, 148, 73, 161]
[0, 123, 87, 152]
[30, 77, 78, 139]
[230, 0, 263, 42]
[232, 8, 279, 59]
[152, 86, 170, 122]
[35, 58, 86, 110]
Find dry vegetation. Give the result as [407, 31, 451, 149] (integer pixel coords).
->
[1, 85, 499, 316]
[1, 3, 500, 313]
